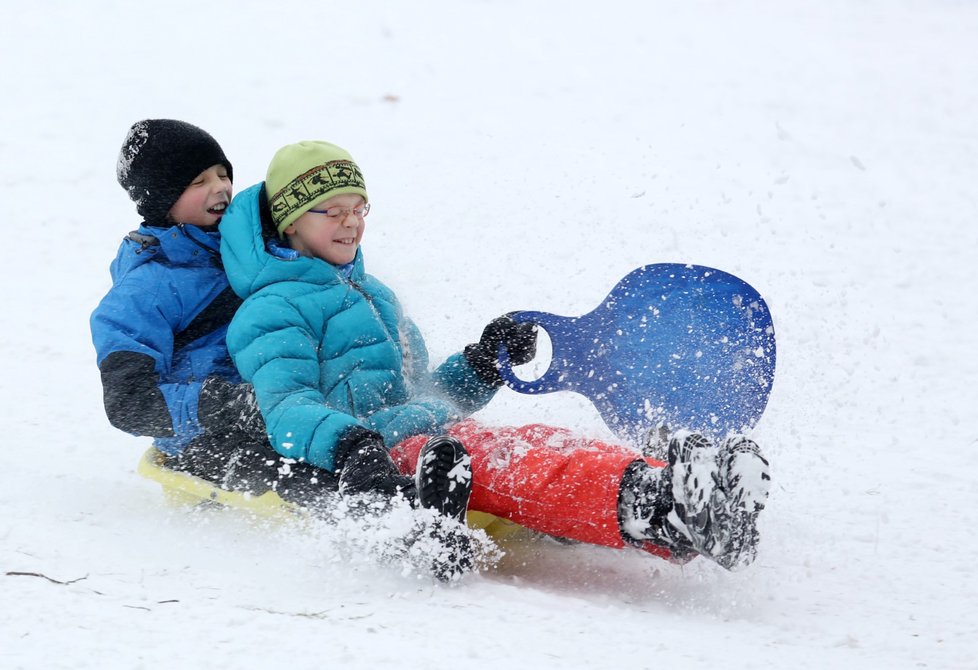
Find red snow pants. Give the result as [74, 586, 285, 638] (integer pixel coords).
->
[390, 419, 668, 555]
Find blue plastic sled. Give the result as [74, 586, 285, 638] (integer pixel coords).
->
[497, 263, 776, 444]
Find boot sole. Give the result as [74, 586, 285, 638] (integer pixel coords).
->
[711, 437, 771, 570]
[415, 436, 473, 523]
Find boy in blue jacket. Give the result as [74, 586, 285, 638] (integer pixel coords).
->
[90, 120, 261, 471]
[91, 122, 472, 530]
[218, 140, 772, 572]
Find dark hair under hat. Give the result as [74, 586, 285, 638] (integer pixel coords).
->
[116, 119, 233, 224]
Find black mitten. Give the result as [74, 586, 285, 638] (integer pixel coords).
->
[335, 426, 415, 497]
[463, 314, 538, 386]
[198, 376, 266, 439]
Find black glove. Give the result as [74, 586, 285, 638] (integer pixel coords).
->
[463, 314, 538, 386]
[335, 426, 415, 497]
[197, 376, 266, 439]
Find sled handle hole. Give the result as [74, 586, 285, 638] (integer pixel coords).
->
[497, 315, 564, 394]
[503, 322, 552, 384]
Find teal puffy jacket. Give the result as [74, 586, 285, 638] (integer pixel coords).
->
[219, 184, 497, 471]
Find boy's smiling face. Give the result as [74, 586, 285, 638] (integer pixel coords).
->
[284, 193, 367, 265]
[168, 164, 232, 227]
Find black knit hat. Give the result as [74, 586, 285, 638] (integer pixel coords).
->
[116, 119, 233, 223]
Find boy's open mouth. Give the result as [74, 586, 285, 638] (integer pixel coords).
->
[207, 202, 228, 216]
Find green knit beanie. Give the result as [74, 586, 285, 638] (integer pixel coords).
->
[265, 141, 368, 234]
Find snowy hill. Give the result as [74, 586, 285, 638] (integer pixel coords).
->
[1, 1, 976, 668]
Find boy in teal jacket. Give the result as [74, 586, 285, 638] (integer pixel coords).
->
[219, 141, 772, 572]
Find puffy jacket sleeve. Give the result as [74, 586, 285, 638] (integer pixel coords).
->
[403, 317, 499, 414]
[226, 294, 360, 471]
[357, 362, 495, 449]
[431, 352, 499, 411]
[90, 264, 205, 444]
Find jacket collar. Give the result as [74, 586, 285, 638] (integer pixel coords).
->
[139, 222, 221, 265]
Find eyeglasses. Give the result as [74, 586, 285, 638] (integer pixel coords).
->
[307, 203, 371, 220]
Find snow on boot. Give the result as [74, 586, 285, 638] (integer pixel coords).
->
[621, 430, 771, 570]
[641, 423, 671, 461]
[618, 460, 696, 561]
[409, 436, 478, 581]
[415, 435, 472, 523]
[424, 516, 475, 582]
[710, 435, 771, 571]
[665, 430, 723, 556]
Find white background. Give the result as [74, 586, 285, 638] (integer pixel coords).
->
[1, 1, 976, 668]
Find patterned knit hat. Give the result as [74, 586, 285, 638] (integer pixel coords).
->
[117, 119, 233, 224]
[265, 141, 368, 234]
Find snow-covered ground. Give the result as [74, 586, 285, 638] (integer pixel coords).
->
[2, 1, 976, 667]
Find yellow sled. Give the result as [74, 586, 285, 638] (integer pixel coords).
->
[137, 447, 525, 540]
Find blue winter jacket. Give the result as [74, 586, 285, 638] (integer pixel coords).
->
[90, 223, 242, 454]
[219, 184, 497, 471]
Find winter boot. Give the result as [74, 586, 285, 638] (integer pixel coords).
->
[665, 430, 721, 554]
[413, 436, 475, 581]
[636, 430, 721, 561]
[666, 431, 771, 571]
[622, 431, 771, 570]
[415, 435, 473, 523]
[618, 460, 696, 562]
[709, 435, 771, 570]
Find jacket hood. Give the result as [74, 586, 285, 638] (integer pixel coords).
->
[219, 183, 364, 300]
